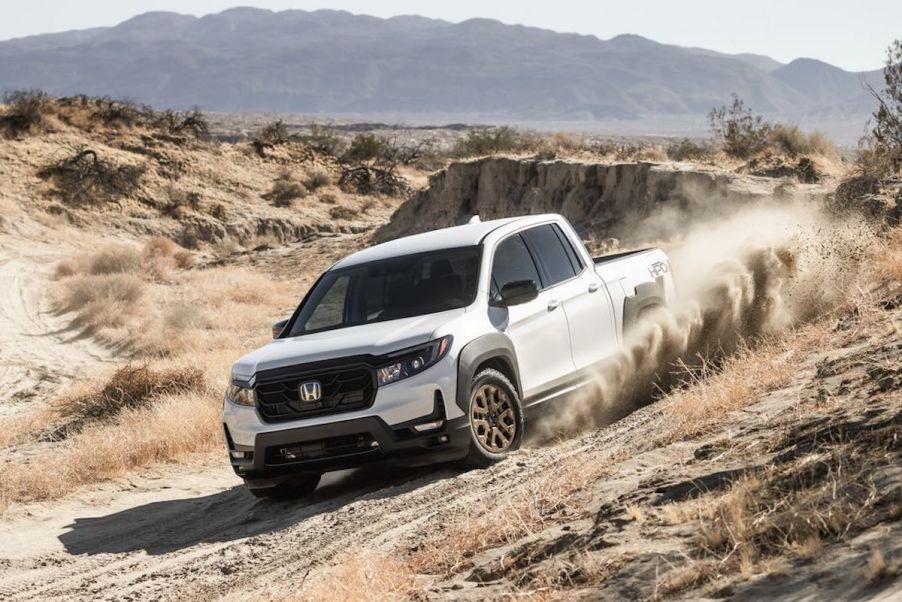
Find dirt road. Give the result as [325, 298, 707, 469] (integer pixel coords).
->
[0, 235, 111, 417]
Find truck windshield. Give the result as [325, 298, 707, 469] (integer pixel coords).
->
[287, 246, 481, 335]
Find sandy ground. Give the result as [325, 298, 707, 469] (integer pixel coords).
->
[0, 300, 899, 599]
[0, 229, 112, 418]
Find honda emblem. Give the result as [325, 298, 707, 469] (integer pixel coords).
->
[299, 380, 322, 402]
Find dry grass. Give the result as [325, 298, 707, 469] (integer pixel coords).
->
[871, 227, 902, 285]
[0, 238, 299, 508]
[296, 548, 418, 602]
[662, 324, 827, 441]
[0, 389, 222, 508]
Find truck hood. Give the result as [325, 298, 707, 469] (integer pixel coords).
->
[231, 308, 464, 378]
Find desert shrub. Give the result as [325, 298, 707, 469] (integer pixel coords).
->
[172, 249, 194, 269]
[0, 89, 50, 137]
[452, 126, 533, 156]
[302, 124, 346, 156]
[154, 108, 209, 139]
[863, 39, 902, 176]
[666, 138, 716, 162]
[55, 364, 204, 424]
[338, 165, 409, 196]
[161, 186, 201, 218]
[178, 225, 200, 249]
[56, 273, 146, 315]
[305, 165, 333, 190]
[209, 202, 227, 220]
[263, 170, 307, 206]
[88, 245, 142, 274]
[143, 237, 177, 259]
[329, 205, 360, 220]
[90, 98, 149, 129]
[251, 119, 290, 157]
[341, 133, 388, 164]
[769, 124, 836, 158]
[38, 148, 145, 206]
[318, 190, 338, 204]
[258, 119, 289, 145]
[708, 95, 772, 159]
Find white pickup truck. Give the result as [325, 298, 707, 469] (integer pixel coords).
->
[223, 214, 675, 498]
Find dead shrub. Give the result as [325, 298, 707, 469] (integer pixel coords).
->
[318, 190, 339, 205]
[209, 202, 227, 220]
[300, 124, 346, 157]
[154, 107, 209, 139]
[769, 124, 837, 158]
[143, 237, 177, 259]
[56, 273, 145, 314]
[329, 205, 360, 220]
[666, 138, 717, 162]
[162, 187, 201, 218]
[54, 364, 204, 425]
[305, 165, 333, 190]
[0, 89, 50, 137]
[263, 170, 307, 206]
[172, 249, 194, 269]
[87, 244, 142, 274]
[38, 148, 145, 206]
[338, 165, 408, 196]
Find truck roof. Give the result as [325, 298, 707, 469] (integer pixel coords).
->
[333, 215, 558, 269]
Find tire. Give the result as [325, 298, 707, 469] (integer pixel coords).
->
[245, 473, 322, 500]
[464, 368, 525, 468]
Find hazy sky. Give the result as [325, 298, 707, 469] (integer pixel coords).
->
[0, 1, 896, 72]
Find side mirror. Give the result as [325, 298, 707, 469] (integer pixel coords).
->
[272, 319, 289, 339]
[492, 280, 539, 307]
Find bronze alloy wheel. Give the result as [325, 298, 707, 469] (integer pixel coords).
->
[470, 383, 517, 453]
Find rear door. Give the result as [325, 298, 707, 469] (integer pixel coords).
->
[488, 232, 575, 398]
[520, 224, 618, 371]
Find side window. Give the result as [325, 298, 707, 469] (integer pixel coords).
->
[521, 224, 577, 287]
[304, 274, 350, 331]
[552, 224, 584, 273]
[491, 234, 542, 292]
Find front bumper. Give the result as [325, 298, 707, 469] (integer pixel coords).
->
[223, 356, 470, 481]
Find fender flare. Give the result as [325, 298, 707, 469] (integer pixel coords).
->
[455, 333, 522, 414]
[622, 280, 666, 333]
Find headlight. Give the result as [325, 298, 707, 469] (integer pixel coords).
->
[225, 383, 256, 407]
[376, 336, 452, 386]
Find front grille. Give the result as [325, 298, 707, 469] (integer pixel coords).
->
[264, 433, 376, 466]
[255, 364, 376, 422]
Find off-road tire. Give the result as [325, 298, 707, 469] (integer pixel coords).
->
[464, 368, 525, 468]
[245, 473, 322, 500]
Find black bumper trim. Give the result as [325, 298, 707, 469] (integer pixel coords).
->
[233, 413, 471, 480]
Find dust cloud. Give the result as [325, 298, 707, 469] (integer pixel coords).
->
[534, 198, 875, 439]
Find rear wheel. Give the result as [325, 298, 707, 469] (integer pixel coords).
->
[464, 368, 524, 468]
[245, 473, 322, 500]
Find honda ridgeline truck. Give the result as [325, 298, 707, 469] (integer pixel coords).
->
[224, 214, 674, 499]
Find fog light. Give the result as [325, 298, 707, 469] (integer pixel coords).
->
[412, 419, 444, 433]
[438, 435, 449, 443]
[369, 440, 380, 448]
[230, 450, 252, 460]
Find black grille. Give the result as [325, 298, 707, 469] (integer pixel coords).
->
[264, 433, 376, 466]
[255, 364, 376, 422]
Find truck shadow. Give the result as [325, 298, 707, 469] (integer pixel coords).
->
[58, 465, 458, 556]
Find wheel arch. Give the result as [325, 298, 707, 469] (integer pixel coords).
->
[622, 280, 666, 335]
[456, 333, 522, 413]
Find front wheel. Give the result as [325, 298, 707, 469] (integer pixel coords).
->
[245, 473, 322, 500]
[464, 368, 524, 468]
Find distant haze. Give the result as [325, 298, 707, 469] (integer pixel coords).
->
[0, 0, 895, 72]
[0, 7, 888, 143]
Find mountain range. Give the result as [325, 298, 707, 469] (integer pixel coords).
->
[0, 8, 885, 126]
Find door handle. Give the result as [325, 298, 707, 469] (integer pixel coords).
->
[547, 299, 561, 311]
[588, 282, 600, 293]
